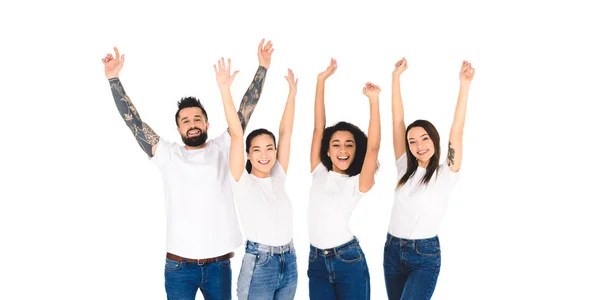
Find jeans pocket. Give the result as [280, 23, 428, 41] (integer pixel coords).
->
[218, 258, 231, 267]
[255, 253, 271, 267]
[165, 258, 181, 272]
[415, 243, 440, 257]
[337, 246, 363, 263]
[308, 252, 316, 263]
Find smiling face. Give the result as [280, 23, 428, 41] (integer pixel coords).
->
[407, 126, 435, 167]
[248, 134, 277, 176]
[327, 130, 356, 173]
[177, 107, 209, 147]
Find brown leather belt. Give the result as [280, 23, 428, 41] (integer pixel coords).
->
[166, 252, 234, 264]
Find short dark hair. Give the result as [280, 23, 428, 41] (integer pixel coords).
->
[245, 128, 277, 173]
[175, 96, 208, 126]
[397, 119, 441, 188]
[320, 121, 370, 177]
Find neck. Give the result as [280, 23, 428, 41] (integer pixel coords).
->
[251, 168, 271, 178]
[418, 159, 430, 168]
[331, 165, 347, 174]
[185, 143, 207, 150]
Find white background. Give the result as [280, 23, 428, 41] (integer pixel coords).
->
[1, 0, 599, 299]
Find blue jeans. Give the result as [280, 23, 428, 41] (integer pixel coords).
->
[383, 233, 441, 300]
[164, 255, 232, 300]
[307, 237, 370, 299]
[237, 240, 298, 300]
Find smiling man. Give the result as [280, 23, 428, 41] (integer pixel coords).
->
[102, 39, 274, 300]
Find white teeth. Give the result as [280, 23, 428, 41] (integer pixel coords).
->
[338, 156, 349, 160]
[417, 150, 427, 154]
[258, 160, 270, 164]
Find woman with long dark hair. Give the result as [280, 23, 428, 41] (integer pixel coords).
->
[307, 58, 381, 299]
[383, 58, 475, 300]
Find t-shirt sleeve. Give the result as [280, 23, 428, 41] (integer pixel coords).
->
[229, 168, 250, 186]
[348, 175, 365, 197]
[395, 153, 408, 181]
[311, 162, 327, 179]
[271, 160, 287, 182]
[151, 137, 172, 169]
[211, 130, 232, 157]
[438, 161, 460, 190]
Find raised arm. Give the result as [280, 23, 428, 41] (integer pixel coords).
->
[214, 58, 244, 181]
[236, 39, 273, 132]
[277, 69, 298, 173]
[358, 83, 381, 193]
[103, 47, 159, 158]
[392, 58, 408, 160]
[447, 61, 475, 172]
[311, 58, 337, 172]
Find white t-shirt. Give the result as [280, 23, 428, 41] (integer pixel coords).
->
[230, 161, 293, 247]
[307, 163, 364, 249]
[152, 130, 242, 259]
[388, 153, 460, 239]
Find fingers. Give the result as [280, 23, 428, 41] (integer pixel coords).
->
[258, 39, 265, 52]
[121, 54, 125, 65]
[395, 57, 407, 70]
[114, 47, 120, 63]
[232, 70, 239, 80]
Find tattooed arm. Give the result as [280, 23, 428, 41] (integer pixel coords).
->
[235, 39, 274, 132]
[447, 61, 475, 172]
[102, 47, 159, 158]
[311, 58, 337, 172]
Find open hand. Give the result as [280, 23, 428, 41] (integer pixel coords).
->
[284, 68, 298, 92]
[318, 58, 337, 81]
[258, 39, 274, 68]
[214, 58, 239, 89]
[102, 47, 124, 79]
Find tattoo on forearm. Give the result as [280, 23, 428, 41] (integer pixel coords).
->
[237, 66, 267, 131]
[109, 78, 159, 157]
[447, 142, 455, 166]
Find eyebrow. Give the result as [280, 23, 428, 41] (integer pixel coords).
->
[252, 144, 275, 149]
[332, 140, 355, 144]
[408, 134, 429, 140]
[181, 115, 204, 121]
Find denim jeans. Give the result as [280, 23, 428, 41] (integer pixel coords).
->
[237, 240, 298, 300]
[164, 255, 232, 300]
[307, 237, 370, 299]
[383, 233, 441, 300]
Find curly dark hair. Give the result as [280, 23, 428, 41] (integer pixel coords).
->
[319, 121, 371, 177]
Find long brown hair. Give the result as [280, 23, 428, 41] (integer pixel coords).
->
[396, 120, 441, 189]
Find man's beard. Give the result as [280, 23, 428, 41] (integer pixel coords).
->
[181, 130, 208, 147]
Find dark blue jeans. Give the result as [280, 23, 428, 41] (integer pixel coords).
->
[164, 255, 232, 300]
[383, 233, 441, 300]
[307, 237, 370, 299]
[237, 240, 298, 300]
